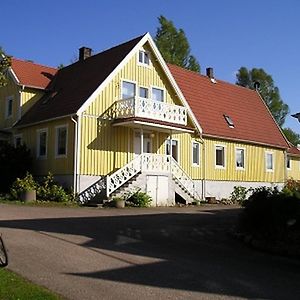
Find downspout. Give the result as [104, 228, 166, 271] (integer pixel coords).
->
[202, 137, 206, 201]
[284, 150, 288, 185]
[71, 116, 78, 194]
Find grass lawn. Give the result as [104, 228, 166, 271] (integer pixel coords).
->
[0, 268, 63, 300]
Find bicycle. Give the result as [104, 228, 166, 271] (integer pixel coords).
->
[0, 234, 8, 267]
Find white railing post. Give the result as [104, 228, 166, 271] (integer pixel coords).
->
[106, 175, 110, 198]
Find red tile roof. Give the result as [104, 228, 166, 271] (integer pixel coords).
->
[11, 58, 57, 89]
[287, 144, 300, 157]
[17, 34, 145, 127]
[168, 64, 289, 149]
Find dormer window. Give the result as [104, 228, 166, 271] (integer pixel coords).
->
[224, 114, 234, 128]
[138, 50, 150, 65]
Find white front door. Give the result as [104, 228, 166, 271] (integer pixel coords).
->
[134, 131, 152, 156]
[146, 175, 169, 206]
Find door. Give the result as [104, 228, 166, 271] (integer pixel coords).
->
[134, 131, 152, 157]
[166, 139, 179, 161]
[146, 175, 169, 206]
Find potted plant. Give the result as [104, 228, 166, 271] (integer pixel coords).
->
[11, 173, 37, 203]
[113, 196, 125, 208]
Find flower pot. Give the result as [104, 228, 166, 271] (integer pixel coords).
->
[20, 190, 36, 203]
[115, 199, 125, 208]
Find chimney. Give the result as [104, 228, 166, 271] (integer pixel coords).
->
[206, 67, 214, 79]
[79, 47, 92, 61]
[254, 81, 260, 90]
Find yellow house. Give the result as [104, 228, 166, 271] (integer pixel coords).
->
[0, 33, 295, 204]
[287, 144, 300, 180]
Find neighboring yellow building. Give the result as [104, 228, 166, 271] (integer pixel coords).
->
[0, 33, 296, 204]
[287, 144, 300, 181]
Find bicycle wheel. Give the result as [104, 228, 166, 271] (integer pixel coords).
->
[0, 236, 8, 267]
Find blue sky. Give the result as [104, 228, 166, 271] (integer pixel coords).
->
[2, 0, 300, 133]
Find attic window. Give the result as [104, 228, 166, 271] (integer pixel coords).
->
[138, 50, 150, 65]
[224, 114, 234, 128]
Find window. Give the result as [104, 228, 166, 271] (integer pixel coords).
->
[166, 139, 179, 162]
[192, 141, 200, 166]
[287, 156, 291, 169]
[55, 126, 67, 157]
[215, 145, 225, 168]
[6, 96, 13, 118]
[37, 129, 47, 158]
[138, 50, 150, 65]
[122, 81, 136, 99]
[266, 152, 274, 171]
[14, 135, 22, 147]
[236, 148, 245, 169]
[139, 87, 149, 99]
[224, 114, 234, 128]
[152, 87, 164, 102]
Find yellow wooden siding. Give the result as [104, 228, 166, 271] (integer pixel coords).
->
[287, 156, 300, 180]
[21, 88, 44, 116]
[204, 138, 285, 182]
[80, 42, 197, 176]
[16, 118, 74, 176]
[0, 77, 20, 129]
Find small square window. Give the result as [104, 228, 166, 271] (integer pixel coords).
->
[139, 87, 148, 99]
[138, 50, 150, 65]
[152, 88, 164, 102]
[216, 145, 225, 168]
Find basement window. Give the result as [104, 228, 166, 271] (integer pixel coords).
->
[224, 114, 234, 128]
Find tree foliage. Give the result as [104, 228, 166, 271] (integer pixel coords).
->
[155, 15, 200, 72]
[282, 127, 300, 146]
[0, 47, 11, 87]
[236, 67, 289, 127]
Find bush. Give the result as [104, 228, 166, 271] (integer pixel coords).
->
[229, 186, 248, 205]
[282, 178, 300, 198]
[239, 186, 300, 241]
[127, 190, 152, 207]
[10, 173, 37, 200]
[0, 142, 32, 193]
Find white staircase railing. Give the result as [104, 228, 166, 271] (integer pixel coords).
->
[106, 153, 200, 200]
[106, 155, 142, 197]
[78, 177, 106, 204]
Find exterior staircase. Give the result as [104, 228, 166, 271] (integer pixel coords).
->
[78, 154, 201, 205]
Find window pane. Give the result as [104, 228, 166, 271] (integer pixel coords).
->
[15, 137, 22, 147]
[139, 87, 148, 98]
[138, 51, 143, 63]
[216, 146, 224, 166]
[39, 132, 47, 156]
[144, 52, 149, 64]
[122, 81, 135, 99]
[57, 127, 67, 155]
[236, 149, 244, 168]
[193, 142, 199, 164]
[266, 153, 273, 170]
[287, 157, 291, 169]
[152, 88, 164, 102]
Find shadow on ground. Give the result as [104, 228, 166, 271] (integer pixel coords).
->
[1, 207, 300, 299]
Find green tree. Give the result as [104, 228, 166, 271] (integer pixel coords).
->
[155, 15, 200, 72]
[236, 67, 289, 127]
[282, 127, 300, 146]
[0, 47, 11, 87]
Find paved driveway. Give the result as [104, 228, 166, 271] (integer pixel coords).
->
[0, 204, 299, 300]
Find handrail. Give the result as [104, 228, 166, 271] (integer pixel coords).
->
[78, 177, 106, 204]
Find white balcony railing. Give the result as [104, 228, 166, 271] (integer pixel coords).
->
[112, 97, 187, 126]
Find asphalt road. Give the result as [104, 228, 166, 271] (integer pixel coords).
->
[0, 204, 299, 300]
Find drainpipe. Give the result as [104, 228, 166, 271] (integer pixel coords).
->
[202, 138, 206, 200]
[71, 116, 78, 194]
[284, 150, 288, 185]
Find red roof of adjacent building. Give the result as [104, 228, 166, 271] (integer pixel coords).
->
[168, 64, 289, 149]
[11, 58, 57, 89]
[287, 144, 300, 157]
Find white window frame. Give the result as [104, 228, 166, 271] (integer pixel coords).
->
[151, 85, 165, 102]
[5, 96, 14, 119]
[121, 79, 136, 100]
[37, 128, 48, 159]
[235, 147, 245, 170]
[265, 151, 274, 172]
[137, 50, 151, 67]
[165, 137, 180, 163]
[139, 86, 149, 99]
[14, 134, 23, 147]
[192, 141, 200, 166]
[215, 144, 226, 169]
[55, 125, 68, 158]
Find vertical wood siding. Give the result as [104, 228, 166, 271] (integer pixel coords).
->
[287, 157, 300, 180]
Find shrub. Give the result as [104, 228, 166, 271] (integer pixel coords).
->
[282, 178, 300, 198]
[10, 173, 37, 200]
[127, 190, 152, 207]
[37, 173, 74, 202]
[229, 186, 248, 205]
[0, 142, 32, 193]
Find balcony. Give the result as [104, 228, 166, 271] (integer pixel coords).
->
[111, 97, 187, 126]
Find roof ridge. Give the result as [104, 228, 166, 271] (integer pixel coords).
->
[11, 57, 57, 70]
